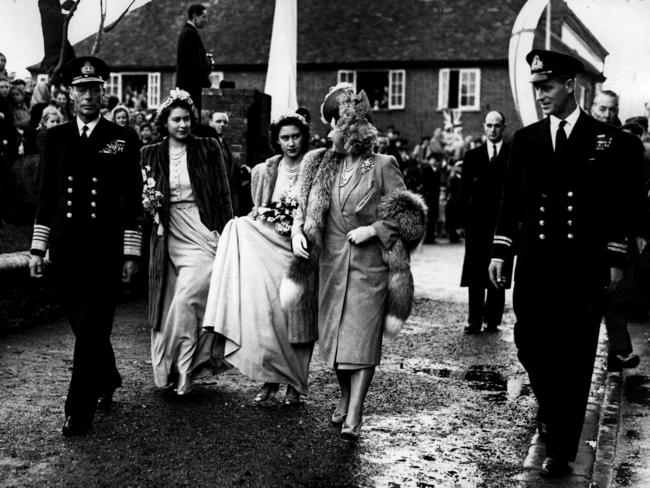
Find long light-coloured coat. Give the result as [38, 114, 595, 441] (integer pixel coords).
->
[306, 152, 405, 367]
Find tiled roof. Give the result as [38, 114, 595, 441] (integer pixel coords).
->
[71, 0, 606, 72]
[72, 0, 530, 69]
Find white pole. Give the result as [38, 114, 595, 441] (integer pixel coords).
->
[264, 0, 298, 121]
[545, 1, 551, 50]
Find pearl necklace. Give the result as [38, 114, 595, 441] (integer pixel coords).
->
[169, 147, 187, 160]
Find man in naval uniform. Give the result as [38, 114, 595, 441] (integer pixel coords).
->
[488, 50, 631, 477]
[29, 56, 143, 436]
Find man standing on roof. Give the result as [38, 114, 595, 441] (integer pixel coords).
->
[176, 3, 212, 115]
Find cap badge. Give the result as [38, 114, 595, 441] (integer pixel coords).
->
[81, 62, 96, 76]
[531, 55, 543, 71]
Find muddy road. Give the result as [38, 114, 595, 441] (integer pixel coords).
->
[0, 243, 537, 487]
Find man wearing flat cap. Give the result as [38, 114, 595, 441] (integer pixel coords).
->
[489, 50, 632, 477]
[29, 56, 143, 436]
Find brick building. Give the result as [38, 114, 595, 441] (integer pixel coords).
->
[59, 0, 607, 145]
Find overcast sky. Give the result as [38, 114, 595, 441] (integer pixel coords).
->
[1, 0, 649, 120]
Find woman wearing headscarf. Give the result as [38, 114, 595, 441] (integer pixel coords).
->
[203, 112, 316, 405]
[141, 88, 233, 395]
[282, 83, 427, 440]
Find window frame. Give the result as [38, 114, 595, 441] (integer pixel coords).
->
[437, 68, 481, 111]
[336, 69, 406, 110]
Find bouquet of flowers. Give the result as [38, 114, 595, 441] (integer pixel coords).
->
[256, 190, 299, 236]
[142, 165, 164, 234]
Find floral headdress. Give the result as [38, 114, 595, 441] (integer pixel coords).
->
[157, 87, 194, 115]
[271, 112, 309, 128]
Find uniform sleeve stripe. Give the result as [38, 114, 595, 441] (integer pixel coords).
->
[31, 225, 51, 252]
[124, 230, 143, 257]
[493, 235, 512, 246]
[607, 243, 628, 253]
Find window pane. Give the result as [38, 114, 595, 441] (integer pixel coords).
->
[438, 69, 449, 109]
[389, 69, 405, 109]
[449, 70, 459, 109]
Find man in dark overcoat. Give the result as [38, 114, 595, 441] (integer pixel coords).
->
[458, 110, 512, 333]
[176, 3, 211, 115]
[489, 50, 631, 477]
[29, 56, 142, 436]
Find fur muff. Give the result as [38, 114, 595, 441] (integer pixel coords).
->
[379, 192, 428, 339]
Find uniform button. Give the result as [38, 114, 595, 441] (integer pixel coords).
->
[539, 234, 546, 240]
[567, 233, 574, 239]
[539, 220, 545, 226]
[67, 187, 73, 193]
[92, 177, 98, 183]
[66, 200, 72, 206]
[568, 220, 573, 226]
[91, 202, 97, 207]
[567, 191, 574, 197]
[567, 205, 573, 211]
[67, 176, 73, 181]
[539, 206, 545, 212]
[91, 213, 97, 219]
[66, 212, 72, 218]
[541, 193, 547, 199]
[91, 189, 97, 195]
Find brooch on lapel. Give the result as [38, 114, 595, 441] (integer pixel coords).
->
[360, 156, 374, 175]
[99, 139, 126, 154]
[595, 134, 612, 152]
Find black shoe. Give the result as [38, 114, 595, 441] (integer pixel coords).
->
[97, 391, 114, 412]
[539, 457, 570, 478]
[484, 323, 500, 332]
[608, 354, 640, 372]
[62, 417, 91, 437]
[464, 323, 482, 334]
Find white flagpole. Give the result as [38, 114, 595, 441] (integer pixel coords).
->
[264, 0, 298, 121]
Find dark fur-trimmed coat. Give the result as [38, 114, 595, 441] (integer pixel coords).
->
[281, 148, 426, 362]
[142, 136, 233, 330]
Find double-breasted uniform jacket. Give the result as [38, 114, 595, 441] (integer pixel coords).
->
[175, 22, 211, 107]
[492, 111, 630, 292]
[459, 141, 512, 288]
[31, 117, 143, 262]
[142, 136, 233, 331]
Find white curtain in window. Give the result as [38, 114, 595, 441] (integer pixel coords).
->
[389, 69, 405, 109]
[147, 72, 161, 108]
[264, 0, 298, 120]
[438, 69, 449, 109]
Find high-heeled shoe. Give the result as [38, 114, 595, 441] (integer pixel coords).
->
[331, 407, 347, 425]
[176, 374, 192, 396]
[340, 421, 362, 441]
[254, 382, 279, 402]
[284, 385, 300, 405]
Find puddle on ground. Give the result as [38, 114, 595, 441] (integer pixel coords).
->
[624, 375, 650, 406]
[362, 412, 482, 488]
[411, 364, 531, 402]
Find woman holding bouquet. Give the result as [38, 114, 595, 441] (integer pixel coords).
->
[203, 113, 316, 405]
[141, 89, 232, 395]
[284, 84, 427, 440]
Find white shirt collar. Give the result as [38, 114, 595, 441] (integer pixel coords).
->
[550, 105, 581, 137]
[76, 115, 101, 137]
[487, 139, 503, 158]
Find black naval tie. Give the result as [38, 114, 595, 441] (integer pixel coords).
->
[491, 144, 498, 162]
[81, 125, 89, 140]
[555, 120, 567, 153]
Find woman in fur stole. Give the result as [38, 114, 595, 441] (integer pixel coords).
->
[143, 89, 233, 395]
[284, 83, 427, 441]
[203, 113, 317, 405]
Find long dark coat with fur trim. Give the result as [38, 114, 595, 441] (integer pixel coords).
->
[142, 136, 233, 330]
[287, 148, 426, 368]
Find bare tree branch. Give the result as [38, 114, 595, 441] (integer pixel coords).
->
[91, 0, 108, 56]
[105, 0, 137, 33]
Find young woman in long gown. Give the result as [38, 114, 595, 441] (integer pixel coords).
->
[203, 113, 317, 404]
[142, 89, 233, 395]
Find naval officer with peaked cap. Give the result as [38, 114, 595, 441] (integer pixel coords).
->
[489, 49, 632, 477]
[29, 56, 143, 436]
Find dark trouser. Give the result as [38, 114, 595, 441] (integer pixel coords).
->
[513, 281, 602, 461]
[51, 258, 122, 425]
[605, 257, 635, 357]
[468, 285, 505, 327]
